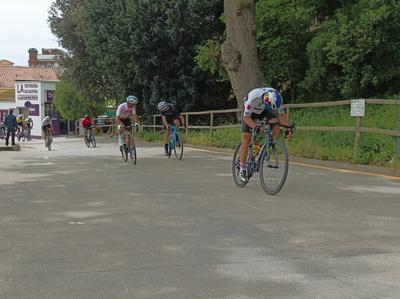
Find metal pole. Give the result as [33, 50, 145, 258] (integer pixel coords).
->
[354, 116, 362, 158]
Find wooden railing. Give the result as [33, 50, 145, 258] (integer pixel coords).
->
[140, 99, 400, 156]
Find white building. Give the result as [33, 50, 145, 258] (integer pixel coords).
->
[0, 62, 60, 137]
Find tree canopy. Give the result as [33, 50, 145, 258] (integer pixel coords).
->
[49, 0, 400, 118]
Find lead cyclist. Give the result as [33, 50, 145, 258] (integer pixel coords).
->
[239, 87, 294, 182]
[116, 95, 140, 147]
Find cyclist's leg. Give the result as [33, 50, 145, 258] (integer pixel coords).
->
[164, 124, 170, 154]
[239, 121, 252, 181]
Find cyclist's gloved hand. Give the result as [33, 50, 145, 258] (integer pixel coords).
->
[134, 123, 140, 131]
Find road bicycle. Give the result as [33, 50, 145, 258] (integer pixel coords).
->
[17, 126, 26, 142]
[44, 128, 53, 151]
[119, 125, 137, 164]
[84, 125, 96, 148]
[232, 122, 295, 195]
[167, 124, 183, 160]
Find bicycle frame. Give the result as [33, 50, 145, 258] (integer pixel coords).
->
[168, 124, 178, 150]
[87, 127, 94, 142]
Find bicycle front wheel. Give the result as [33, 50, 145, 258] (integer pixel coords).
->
[259, 140, 289, 195]
[130, 138, 137, 165]
[174, 133, 183, 160]
[84, 136, 90, 147]
[232, 142, 248, 188]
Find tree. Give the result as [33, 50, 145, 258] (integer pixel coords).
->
[221, 0, 264, 108]
[300, 0, 400, 100]
[257, 0, 315, 102]
[54, 79, 106, 120]
[49, 0, 224, 117]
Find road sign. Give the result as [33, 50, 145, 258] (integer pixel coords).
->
[351, 99, 365, 117]
[24, 101, 32, 108]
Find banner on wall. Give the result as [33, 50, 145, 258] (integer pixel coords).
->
[46, 90, 55, 102]
[16, 83, 39, 101]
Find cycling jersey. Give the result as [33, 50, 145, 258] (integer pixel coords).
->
[42, 118, 52, 127]
[82, 117, 93, 128]
[16, 117, 24, 125]
[243, 87, 284, 119]
[116, 102, 136, 119]
[161, 103, 181, 124]
[25, 117, 33, 125]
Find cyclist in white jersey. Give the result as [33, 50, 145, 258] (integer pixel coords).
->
[239, 87, 294, 182]
[116, 95, 140, 146]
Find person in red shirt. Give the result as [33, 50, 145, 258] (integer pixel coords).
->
[81, 114, 94, 142]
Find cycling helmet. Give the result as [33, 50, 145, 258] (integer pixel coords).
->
[44, 116, 50, 120]
[126, 95, 138, 104]
[263, 90, 283, 110]
[157, 101, 168, 112]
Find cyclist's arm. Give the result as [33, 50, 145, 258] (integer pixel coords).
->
[243, 116, 257, 129]
[278, 114, 289, 126]
[116, 116, 123, 126]
[161, 115, 169, 128]
[132, 112, 139, 125]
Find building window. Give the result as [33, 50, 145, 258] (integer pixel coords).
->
[45, 102, 57, 118]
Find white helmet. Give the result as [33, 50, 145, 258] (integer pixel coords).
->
[44, 116, 50, 120]
[126, 95, 138, 104]
[157, 101, 168, 112]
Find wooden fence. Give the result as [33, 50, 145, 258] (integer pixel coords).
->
[140, 99, 400, 156]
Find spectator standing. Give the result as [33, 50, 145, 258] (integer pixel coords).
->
[4, 110, 17, 146]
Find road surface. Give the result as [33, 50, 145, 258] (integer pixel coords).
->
[1, 137, 400, 298]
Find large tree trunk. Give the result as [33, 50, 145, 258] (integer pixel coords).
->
[221, 0, 264, 109]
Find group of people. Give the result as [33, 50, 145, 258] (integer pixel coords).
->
[113, 95, 186, 154]
[0, 109, 54, 147]
[110, 86, 293, 171]
[3, 86, 293, 171]
[1, 110, 33, 146]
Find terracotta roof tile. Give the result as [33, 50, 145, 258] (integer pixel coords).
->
[0, 66, 59, 88]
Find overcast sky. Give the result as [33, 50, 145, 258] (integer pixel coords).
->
[0, 0, 60, 66]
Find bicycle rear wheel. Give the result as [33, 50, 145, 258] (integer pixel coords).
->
[259, 140, 289, 195]
[174, 133, 183, 160]
[232, 142, 248, 188]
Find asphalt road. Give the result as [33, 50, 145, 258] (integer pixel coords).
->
[1, 137, 400, 299]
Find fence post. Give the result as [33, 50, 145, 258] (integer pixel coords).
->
[354, 116, 362, 158]
[286, 107, 290, 122]
[185, 113, 189, 134]
[210, 112, 214, 138]
[153, 115, 156, 133]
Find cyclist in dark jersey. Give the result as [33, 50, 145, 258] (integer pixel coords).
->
[157, 101, 186, 155]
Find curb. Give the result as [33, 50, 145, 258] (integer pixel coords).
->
[0, 144, 21, 151]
